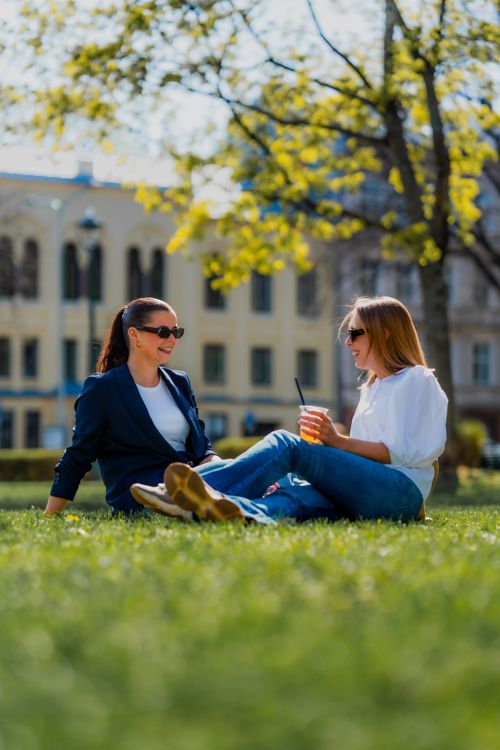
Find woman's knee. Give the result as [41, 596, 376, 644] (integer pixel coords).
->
[267, 429, 300, 446]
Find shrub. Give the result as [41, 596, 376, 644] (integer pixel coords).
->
[456, 420, 488, 467]
[0, 450, 99, 481]
[213, 436, 262, 459]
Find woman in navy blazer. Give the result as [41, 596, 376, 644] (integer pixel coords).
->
[45, 297, 220, 516]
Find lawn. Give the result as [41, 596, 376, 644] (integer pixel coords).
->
[0, 473, 499, 750]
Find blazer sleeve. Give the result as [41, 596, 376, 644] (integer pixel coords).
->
[50, 374, 107, 500]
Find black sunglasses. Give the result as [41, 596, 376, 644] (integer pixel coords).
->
[135, 325, 185, 339]
[347, 328, 366, 342]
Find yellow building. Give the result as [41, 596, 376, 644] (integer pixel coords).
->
[0, 153, 336, 449]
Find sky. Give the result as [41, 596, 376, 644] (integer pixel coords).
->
[0, 0, 375, 170]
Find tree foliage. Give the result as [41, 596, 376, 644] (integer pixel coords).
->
[12, 0, 499, 286]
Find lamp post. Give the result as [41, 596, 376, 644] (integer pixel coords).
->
[77, 208, 103, 373]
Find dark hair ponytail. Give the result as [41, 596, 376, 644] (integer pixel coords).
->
[96, 297, 174, 373]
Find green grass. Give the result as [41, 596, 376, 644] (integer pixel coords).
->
[0, 473, 499, 749]
[0, 509, 499, 749]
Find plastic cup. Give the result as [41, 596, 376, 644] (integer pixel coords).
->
[299, 405, 329, 444]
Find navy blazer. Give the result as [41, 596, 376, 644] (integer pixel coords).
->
[50, 364, 216, 513]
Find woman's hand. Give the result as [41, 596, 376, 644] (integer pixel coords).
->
[299, 412, 390, 463]
[44, 496, 68, 515]
[299, 410, 344, 448]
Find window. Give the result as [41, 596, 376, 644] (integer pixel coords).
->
[64, 339, 78, 381]
[203, 344, 225, 384]
[20, 239, 39, 298]
[87, 243, 102, 302]
[444, 264, 454, 306]
[0, 338, 11, 377]
[204, 276, 226, 310]
[22, 339, 38, 378]
[297, 269, 318, 317]
[297, 349, 318, 388]
[472, 270, 490, 307]
[205, 413, 228, 441]
[361, 179, 389, 218]
[127, 247, 143, 300]
[361, 260, 380, 296]
[150, 248, 164, 299]
[251, 272, 272, 313]
[251, 347, 272, 386]
[397, 264, 416, 304]
[0, 410, 13, 448]
[473, 343, 491, 386]
[0, 235, 15, 297]
[24, 411, 40, 448]
[88, 340, 102, 375]
[63, 242, 81, 300]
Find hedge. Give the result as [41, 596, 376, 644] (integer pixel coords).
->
[0, 450, 100, 482]
[213, 436, 262, 459]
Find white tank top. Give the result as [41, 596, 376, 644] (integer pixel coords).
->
[136, 380, 190, 451]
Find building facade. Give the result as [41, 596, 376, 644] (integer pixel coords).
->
[0, 157, 336, 449]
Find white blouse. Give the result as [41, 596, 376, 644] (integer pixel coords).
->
[136, 381, 190, 452]
[350, 365, 448, 500]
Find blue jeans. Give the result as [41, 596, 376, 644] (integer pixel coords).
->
[197, 429, 423, 524]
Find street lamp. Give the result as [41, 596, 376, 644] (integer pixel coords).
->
[77, 208, 103, 373]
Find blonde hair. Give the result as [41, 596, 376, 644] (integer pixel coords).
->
[340, 296, 427, 386]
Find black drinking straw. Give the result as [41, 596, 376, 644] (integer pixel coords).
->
[294, 376, 306, 405]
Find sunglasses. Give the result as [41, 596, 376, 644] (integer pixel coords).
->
[347, 328, 366, 342]
[135, 325, 185, 339]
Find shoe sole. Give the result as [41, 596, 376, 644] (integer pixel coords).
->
[164, 463, 243, 522]
[130, 484, 192, 519]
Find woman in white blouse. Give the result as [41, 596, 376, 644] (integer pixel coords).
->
[132, 296, 448, 524]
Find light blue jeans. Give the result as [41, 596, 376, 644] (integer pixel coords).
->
[197, 429, 423, 525]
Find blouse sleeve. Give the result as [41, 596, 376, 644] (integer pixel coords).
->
[380, 367, 448, 468]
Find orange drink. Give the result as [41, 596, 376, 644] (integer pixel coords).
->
[299, 405, 329, 444]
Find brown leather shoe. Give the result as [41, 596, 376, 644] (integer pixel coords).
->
[130, 482, 193, 520]
[164, 462, 244, 522]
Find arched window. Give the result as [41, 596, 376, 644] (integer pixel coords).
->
[150, 248, 164, 299]
[88, 243, 102, 302]
[0, 236, 15, 298]
[127, 247, 143, 300]
[20, 239, 39, 298]
[63, 242, 81, 300]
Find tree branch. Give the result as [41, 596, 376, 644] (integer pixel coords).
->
[228, 0, 379, 110]
[463, 243, 500, 294]
[191, 85, 387, 146]
[306, 0, 374, 90]
[265, 56, 379, 111]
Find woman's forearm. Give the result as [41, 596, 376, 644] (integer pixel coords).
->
[44, 496, 69, 515]
[327, 433, 391, 464]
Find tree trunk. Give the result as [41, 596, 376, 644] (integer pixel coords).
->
[419, 261, 458, 489]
